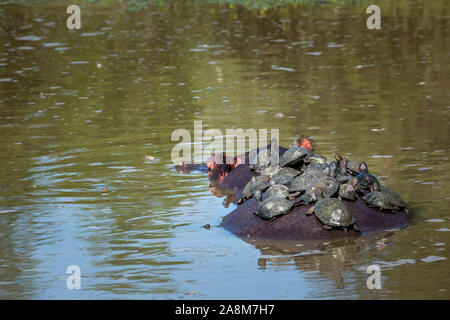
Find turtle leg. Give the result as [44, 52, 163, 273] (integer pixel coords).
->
[343, 227, 348, 232]
[270, 216, 277, 222]
[353, 224, 361, 232]
[306, 206, 315, 216]
[252, 211, 258, 216]
[288, 192, 300, 200]
[404, 208, 410, 214]
[338, 196, 342, 201]
[293, 197, 304, 207]
[323, 225, 333, 231]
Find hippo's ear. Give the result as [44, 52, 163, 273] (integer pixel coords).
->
[299, 135, 314, 151]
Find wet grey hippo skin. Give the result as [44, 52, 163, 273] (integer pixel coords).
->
[175, 144, 411, 241]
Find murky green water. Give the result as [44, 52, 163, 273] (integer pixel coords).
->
[0, 0, 449, 299]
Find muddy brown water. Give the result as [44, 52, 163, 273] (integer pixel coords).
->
[0, 1, 448, 299]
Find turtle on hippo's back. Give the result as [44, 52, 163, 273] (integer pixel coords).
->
[299, 175, 339, 204]
[279, 146, 314, 169]
[306, 188, 360, 232]
[269, 167, 301, 186]
[363, 181, 409, 213]
[381, 187, 409, 213]
[288, 169, 327, 199]
[338, 177, 360, 201]
[355, 161, 380, 191]
[253, 190, 301, 221]
[238, 175, 270, 204]
[265, 181, 290, 199]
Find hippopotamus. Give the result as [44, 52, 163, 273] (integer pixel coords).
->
[175, 143, 411, 241]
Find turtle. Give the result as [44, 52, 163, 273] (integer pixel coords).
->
[355, 161, 379, 191]
[335, 154, 361, 176]
[328, 160, 355, 185]
[363, 191, 394, 211]
[357, 173, 380, 191]
[279, 147, 314, 168]
[338, 177, 360, 201]
[299, 176, 339, 204]
[238, 175, 270, 204]
[253, 190, 299, 221]
[362, 181, 394, 211]
[265, 182, 290, 199]
[288, 169, 326, 198]
[381, 187, 409, 213]
[346, 160, 361, 175]
[269, 167, 301, 186]
[306, 188, 360, 232]
[335, 154, 349, 176]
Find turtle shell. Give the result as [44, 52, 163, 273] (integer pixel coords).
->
[302, 162, 328, 172]
[365, 191, 393, 210]
[241, 176, 270, 200]
[310, 176, 339, 198]
[300, 176, 339, 204]
[314, 198, 355, 228]
[381, 187, 407, 208]
[270, 167, 301, 186]
[266, 184, 289, 199]
[257, 196, 293, 220]
[346, 160, 361, 175]
[356, 172, 379, 190]
[306, 153, 328, 165]
[337, 175, 354, 184]
[289, 170, 325, 193]
[338, 183, 358, 201]
[299, 191, 316, 204]
[279, 147, 314, 168]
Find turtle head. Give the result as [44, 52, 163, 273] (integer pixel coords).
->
[254, 190, 263, 203]
[335, 153, 343, 162]
[360, 161, 368, 173]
